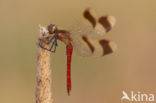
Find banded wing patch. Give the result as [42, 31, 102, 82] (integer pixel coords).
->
[82, 8, 116, 37]
[83, 8, 96, 28]
[73, 36, 117, 57]
[71, 8, 117, 57]
[98, 15, 115, 32]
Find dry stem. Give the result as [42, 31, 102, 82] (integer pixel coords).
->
[36, 25, 53, 103]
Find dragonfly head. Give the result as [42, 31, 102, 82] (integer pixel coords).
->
[48, 24, 58, 34]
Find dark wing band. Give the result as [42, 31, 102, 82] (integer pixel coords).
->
[99, 39, 113, 56]
[83, 8, 96, 28]
[82, 36, 95, 53]
[98, 16, 112, 32]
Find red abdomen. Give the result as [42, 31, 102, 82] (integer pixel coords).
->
[66, 45, 73, 95]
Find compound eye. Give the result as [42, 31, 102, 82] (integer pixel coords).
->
[48, 24, 57, 34]
[52, 26, 56, 33]
[48, 24, 53, 34]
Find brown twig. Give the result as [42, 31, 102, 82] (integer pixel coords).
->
[36, 25, 53, 103]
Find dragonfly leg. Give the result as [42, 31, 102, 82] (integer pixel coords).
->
[38, 35, 57, 52]
[47, 35, 55, 44]
[49, 39, 58, 52]
[53, 40, 58, 52]
[38, 42, 52, 51]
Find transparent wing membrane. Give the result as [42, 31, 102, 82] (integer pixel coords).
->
[72, 36, 117, 57]
[70, 8, 116, 57]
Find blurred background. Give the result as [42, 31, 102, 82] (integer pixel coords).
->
[0, 0, 156, 103]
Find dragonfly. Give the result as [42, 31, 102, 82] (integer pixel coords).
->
[39, 8, 117, 96]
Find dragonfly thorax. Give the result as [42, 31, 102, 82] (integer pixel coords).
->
[57, 30, 73, 46]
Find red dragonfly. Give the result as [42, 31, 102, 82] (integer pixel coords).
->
[39, 8, 116, 95]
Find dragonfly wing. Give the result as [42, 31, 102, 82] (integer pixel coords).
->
[73, 36, 117, 57]
[71, 8, 117, 57]
[73, 36, 93, 57]
[87, 15, 116, 37]
[83, 8, 97, 28]
[72, 8, 116, 38]
[98, 15, 116, 33]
